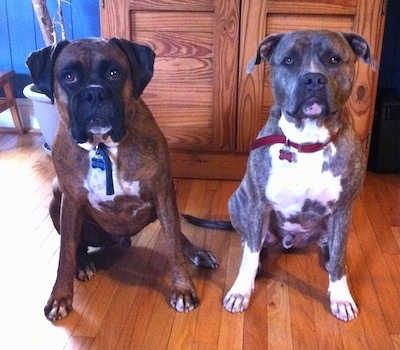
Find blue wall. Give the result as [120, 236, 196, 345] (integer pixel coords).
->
[0, 0, 100, 97]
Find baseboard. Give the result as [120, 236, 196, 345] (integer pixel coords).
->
[170, 150, 247, 180]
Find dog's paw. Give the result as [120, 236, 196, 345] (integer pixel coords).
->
[44, 295, 73, 321]
[75, 246, 96, 281]
[223, 292, 251, 313]
[76, 259, 96, 281]
[330, 300, 358, 322]
[170, 288, 199, 313]
[328, 276, 358, 322]
[181, 235, 218, 269]
[190, 249, 218, 269]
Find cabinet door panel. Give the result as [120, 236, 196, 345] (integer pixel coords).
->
[102, 0, 239, 153]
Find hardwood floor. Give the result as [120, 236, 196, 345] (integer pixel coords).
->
[1, 132, 400, 349]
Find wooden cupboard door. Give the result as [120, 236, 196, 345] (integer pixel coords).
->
[101, 0, 240, 153]
[237, 0, 387, 152]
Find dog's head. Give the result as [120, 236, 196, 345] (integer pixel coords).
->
[26, 38, 155, 144]
[247, 31, 373, 126]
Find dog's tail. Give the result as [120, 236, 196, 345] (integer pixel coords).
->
[182, 214, 234, 231]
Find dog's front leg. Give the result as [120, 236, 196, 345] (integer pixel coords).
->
[44, 195, 83, 321]
[223, 242, 262, 312]
[326, 208, 358, 322]
[224, 198, 267, 313]
[156, 186, 199, 313]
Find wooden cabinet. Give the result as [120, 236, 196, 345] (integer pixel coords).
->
[101, 0, 386, 180]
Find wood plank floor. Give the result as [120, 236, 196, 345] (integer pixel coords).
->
[1, 132, 400, 349]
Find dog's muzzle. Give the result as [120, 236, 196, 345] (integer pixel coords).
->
[300, 73, 327, 115]
[284, 72, 335, 119]
[70, 85, 125, 143]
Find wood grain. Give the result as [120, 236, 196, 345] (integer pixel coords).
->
[129, 0, 214, 12]
[350, 0, 387, 146]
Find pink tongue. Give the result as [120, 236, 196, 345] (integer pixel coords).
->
[303, 103, 322, 115]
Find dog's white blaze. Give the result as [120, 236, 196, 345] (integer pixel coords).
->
[224, 243, 260, 312]
[84, 148, 141, 209]
[328, 275, 358, 321]
[309, 59, 320, 74]
[265, 116, 342, 217]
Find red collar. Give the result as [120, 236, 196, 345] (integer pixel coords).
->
[250, 130, 339, 161]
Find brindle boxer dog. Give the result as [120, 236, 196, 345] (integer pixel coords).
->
[26, 38, 217, 321]
[223, 31, 373, 322]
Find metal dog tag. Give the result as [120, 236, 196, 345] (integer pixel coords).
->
[91, 156, 105, 170]
[279, 138, 293, 162]
[279, 147, 293, 162]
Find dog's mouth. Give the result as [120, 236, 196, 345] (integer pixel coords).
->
[71, 116, 125, 144]
[86, 118, 112, 136]
[286, 97, 335, 119]
[70, 97, 126, 144]
[302, 98, 324, 116]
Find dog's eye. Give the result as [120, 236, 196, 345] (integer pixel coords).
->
[284, 57, 294, 65]
[64, 72, 77, 83]
[109, 69, 120, 80]
[330, 56, 341, 65]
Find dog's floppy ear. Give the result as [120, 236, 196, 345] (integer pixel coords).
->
[26, 41, 70, 103]
[109, 38, 156, 99]
[341, 32, 377, 70]
[246, 33, 284, 74]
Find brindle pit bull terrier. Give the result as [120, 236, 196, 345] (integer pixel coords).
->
[26, 38, 217, 321]
[223, 30, 373, 322]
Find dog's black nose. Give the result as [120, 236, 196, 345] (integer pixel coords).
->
[301, 73, 327, 91]
[82, 86, 111, 105]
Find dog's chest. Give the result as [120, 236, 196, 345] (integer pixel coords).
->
[83, 148, 146, 211]
[265, 139, 342, 219]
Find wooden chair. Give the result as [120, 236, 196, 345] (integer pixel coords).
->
[0, 70, 24, 133]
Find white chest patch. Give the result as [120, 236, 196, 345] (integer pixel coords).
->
[83, 148, 141, 210]
[265, 117, 342, 218]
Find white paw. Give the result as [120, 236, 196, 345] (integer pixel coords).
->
[330, 300, 358, 322]
[328, 276, 358, 322]
[223, 290, 251, 313]
[223, 243, 259, 313]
